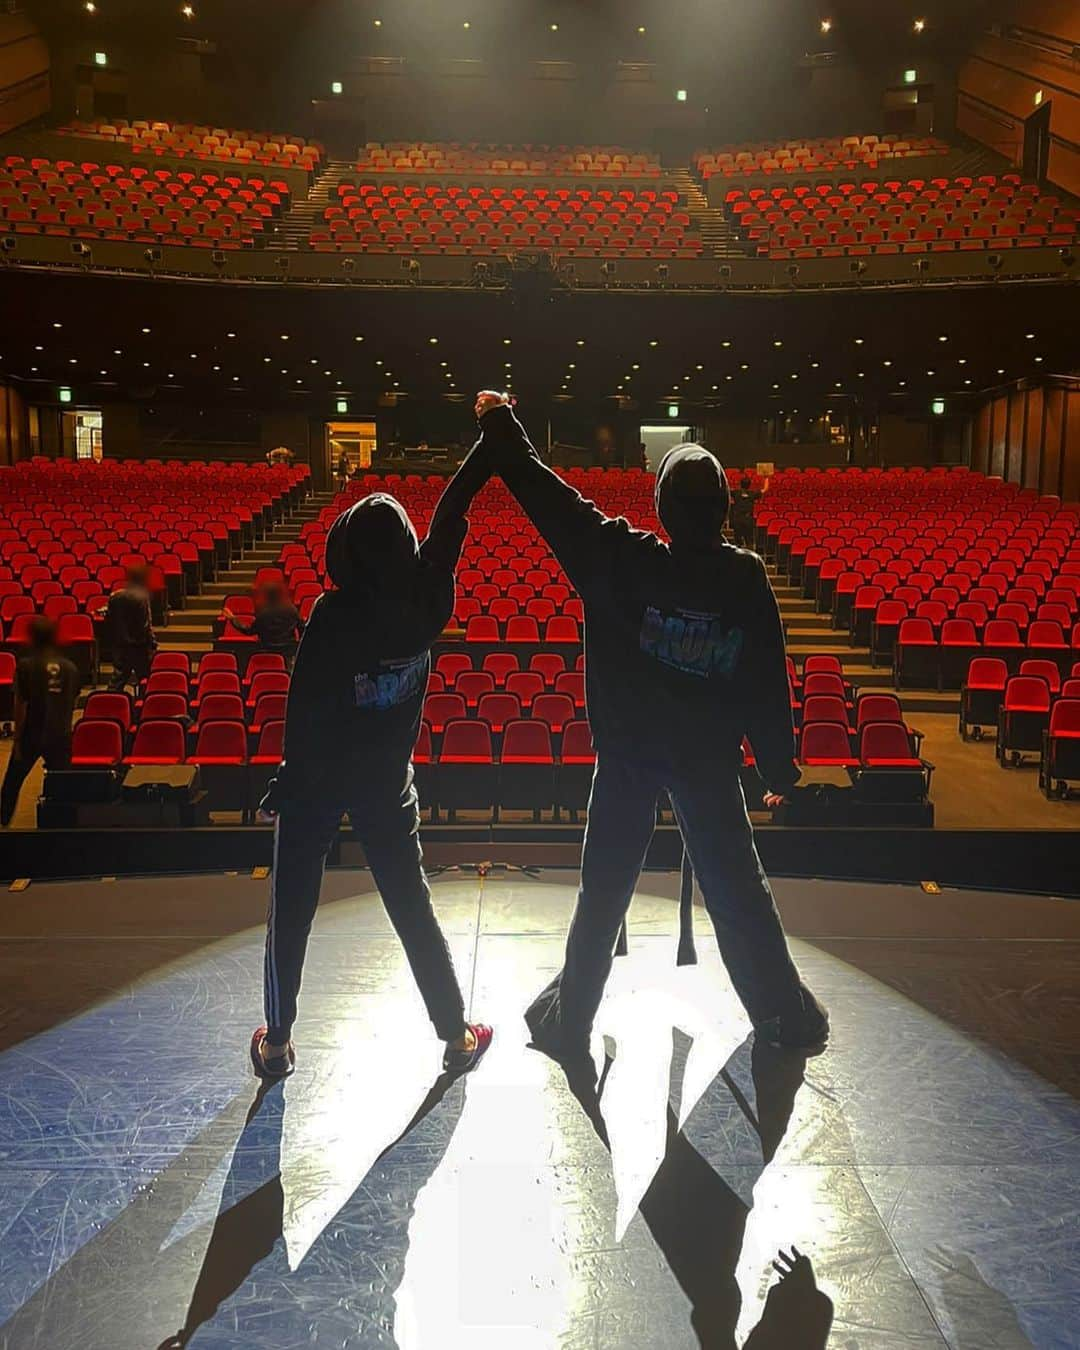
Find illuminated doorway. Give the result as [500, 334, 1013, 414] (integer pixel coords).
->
[70, 409, 103, 460]
[327, 420, 377, 481]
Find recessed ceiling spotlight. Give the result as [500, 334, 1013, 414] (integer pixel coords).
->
[913, 17, 926, 33]
[820, 18, 832, 33]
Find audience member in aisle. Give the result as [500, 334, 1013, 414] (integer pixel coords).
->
[1, 617, 79, 827]
[102, 565, 156, 691]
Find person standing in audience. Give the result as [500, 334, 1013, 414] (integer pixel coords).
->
[474, 391, 828, 1063]
[1, 617, 79, 827]
[250, 429, 495, 1081]
[102, 565, 156, 691]
[336, 450, 350, 492]
[730, 474, 761, 549]
[223, 583, 303, 669]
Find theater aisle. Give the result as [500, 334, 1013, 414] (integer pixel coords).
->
[0, 870, 1077, 1348]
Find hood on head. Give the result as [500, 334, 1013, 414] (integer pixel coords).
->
[325, 493, 419, 593]
[655, 444, 731, 549]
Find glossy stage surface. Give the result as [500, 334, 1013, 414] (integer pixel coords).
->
[1, 870, 1078, 1349]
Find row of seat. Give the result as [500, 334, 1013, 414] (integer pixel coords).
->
[57, 119, 323, 171]
[311, 180, 700, 255]
[694, 134, 949, 178]
[356, 143, 661, 177]
[726, 174, 1077, 256]
[0, 157, 288, 247]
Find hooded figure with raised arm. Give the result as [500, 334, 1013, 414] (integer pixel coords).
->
[250, 441, 494, 1081]
[474, 393, 828, 1062]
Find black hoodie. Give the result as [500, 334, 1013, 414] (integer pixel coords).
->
[267, 444, 489, 808]
[480, 405, 797, 794]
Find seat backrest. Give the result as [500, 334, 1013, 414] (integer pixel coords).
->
[198, 652, 239, 676]
[1019, 658, 1061, 693]
[529, 653, 566, 684]
[856, 694, 903, 727]
[251, 692, 288, 725]
[424, 692, 466, 730]
[83, 691, 131, 729]
[899, 618, 935, 644]
[1004, 675, 1051, 711]
[965, 656, 1008, 689]
[1061, 679, 1080, 700]
[545, 616, 579, 643]
[506, 616, 541, 643]
[197, 693, 245, 724]
[506, 671, 544, 706]
[802, 672, 845, 699]
[859, 721, 916, 762]
[803, 654, 842, 676]
[129, 719, 186, 761]
[799, 722, 853, 762]
[482, 652, 520, 684]
[941, 619, 977, 646]
[440, 718, 493, 762]
[145, 671, 188, 697]
[192, 719, 247, 761]
[152, 651, 191, 676]
[561, 719, 595, 762]
[247, 671, 290, 703]
[802, 694, 850, 726]
[476, 692, 522, 731]
[196, 671, 241, 698]
[436, 652, 473, 684]
[1027, 620, 1065, 646]
[141, 692, 189, 721]
[244, 652, 287, 682]
[502, 719, 554, 763]
[71, 719, 123, 764]
[983, 619, 1021, 646]
[253, 719, 285, 761]
[532, 692, 575, 731]
[457, 671, 496, 706]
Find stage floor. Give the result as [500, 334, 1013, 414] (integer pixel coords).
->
[0, 871, 1078, 1349]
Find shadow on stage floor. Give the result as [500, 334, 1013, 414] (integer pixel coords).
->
[0, 873, 1076, 1348]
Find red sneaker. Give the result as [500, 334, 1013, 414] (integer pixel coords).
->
[249, 1026, 295, 1080]
[443, 1022, 493, 1074]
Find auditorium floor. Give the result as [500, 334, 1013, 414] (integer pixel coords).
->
[0, 871, 1077, 1348]
[2, 709, 1077, 834]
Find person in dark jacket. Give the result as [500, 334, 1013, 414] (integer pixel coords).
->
[223, 584, 303, 667]
[474, 392, 827, 1060]
[102, 565, 156, 691]
[730, 475, 761, 549]
[251, 438, 495, 1080]
[1, 617, 79, 826]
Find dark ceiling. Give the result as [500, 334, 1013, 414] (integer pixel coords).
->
[1, 270, 1074, 421]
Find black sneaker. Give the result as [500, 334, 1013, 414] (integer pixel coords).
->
[757, 987, 830, 1054]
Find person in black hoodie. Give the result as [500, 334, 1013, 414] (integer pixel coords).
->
[474, 392, 827, 1060]
[250, 440, 494, 1080]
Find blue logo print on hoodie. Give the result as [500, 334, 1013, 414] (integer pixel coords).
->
[639, 606, 744, 678]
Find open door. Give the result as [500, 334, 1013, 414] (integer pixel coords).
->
[326, 420, 377, 484]
[1023, 100, 1052, 184]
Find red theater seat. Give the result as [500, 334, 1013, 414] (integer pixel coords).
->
[71, 719, 123, 767]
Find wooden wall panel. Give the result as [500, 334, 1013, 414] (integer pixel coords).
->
[990, 395, 1008, 478]
[958, 3, 1080, 196]
[972, 399, 992, 474]
[1006, 390, 1025, 483]
[1023, 385, 1044, 491]
[1042, 388, 1065, 498]
[1063, 388, 1080, 503]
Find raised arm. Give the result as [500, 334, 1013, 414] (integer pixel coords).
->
[477, 400, 629, 600]
[420, 435, 492, 572]
[742, 557, 799, 799]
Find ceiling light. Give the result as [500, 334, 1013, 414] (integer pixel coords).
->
[810, 361, 819, 368]
[462, 20, 470, 29]
[913, 18, 926, 33]
[883, 359, 892, 367]
[854, 338, 864, 345]
[1035, 356, 1044, 362]
[649, 339, 659, 347]
[113, 349, 121, 355]
[550, 23, 558, 32]
[740, 363, 749, 370]
[429, 337, 438, 344]
[226, 331, 236, 339]
[181, 4, 194, 17]
[773, 340, 783, 348]
[637, 26, 646, 34]
[141, 326, 150, 333]
[280, 333, 289, 341]
[820, 18, 832, 33]
[84, 1, 96, 11]
[373, 18, 381, 26]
